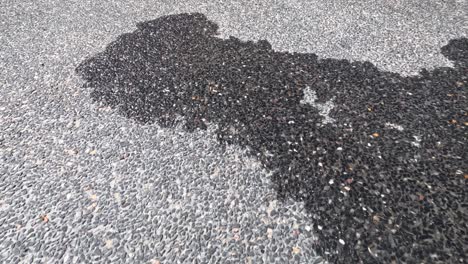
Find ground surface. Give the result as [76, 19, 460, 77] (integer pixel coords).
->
[1, 1, 467, 263]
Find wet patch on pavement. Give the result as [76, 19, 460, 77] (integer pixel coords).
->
[77, 13, 467, 263]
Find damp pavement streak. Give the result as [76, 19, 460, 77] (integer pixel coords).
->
[1, 1, 467, 264]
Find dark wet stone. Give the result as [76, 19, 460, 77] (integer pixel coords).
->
[76, 13, 468, 263]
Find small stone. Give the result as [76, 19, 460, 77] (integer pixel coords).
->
[87, 202, 98, 211]
[292, 246, 301, 255]
[40, 215, 49, 223]
[66, 149, 78, 155]
[89, 193, 98, 201]
[368, 246, 377, 257]
[105, 239, 113, 249]
[266, 228, 273, 239]
[372, 215, 380, 224]
[114, 192, 121, 202]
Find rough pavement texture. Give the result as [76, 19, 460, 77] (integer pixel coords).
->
[77, 13, 467, 263]
[1, 0, 467, 263]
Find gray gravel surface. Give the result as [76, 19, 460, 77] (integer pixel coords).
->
[1, 0, 466, 263]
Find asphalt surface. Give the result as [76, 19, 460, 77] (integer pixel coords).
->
[1, 1, 467, 263]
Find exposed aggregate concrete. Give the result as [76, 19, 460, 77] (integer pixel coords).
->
[1, 0, 467, 263]
[77, 13, 467, 263]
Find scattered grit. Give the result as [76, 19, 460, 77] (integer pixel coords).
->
[77, 13, 467, 263]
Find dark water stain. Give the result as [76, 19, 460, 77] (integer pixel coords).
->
[77, 13, 467, 263]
